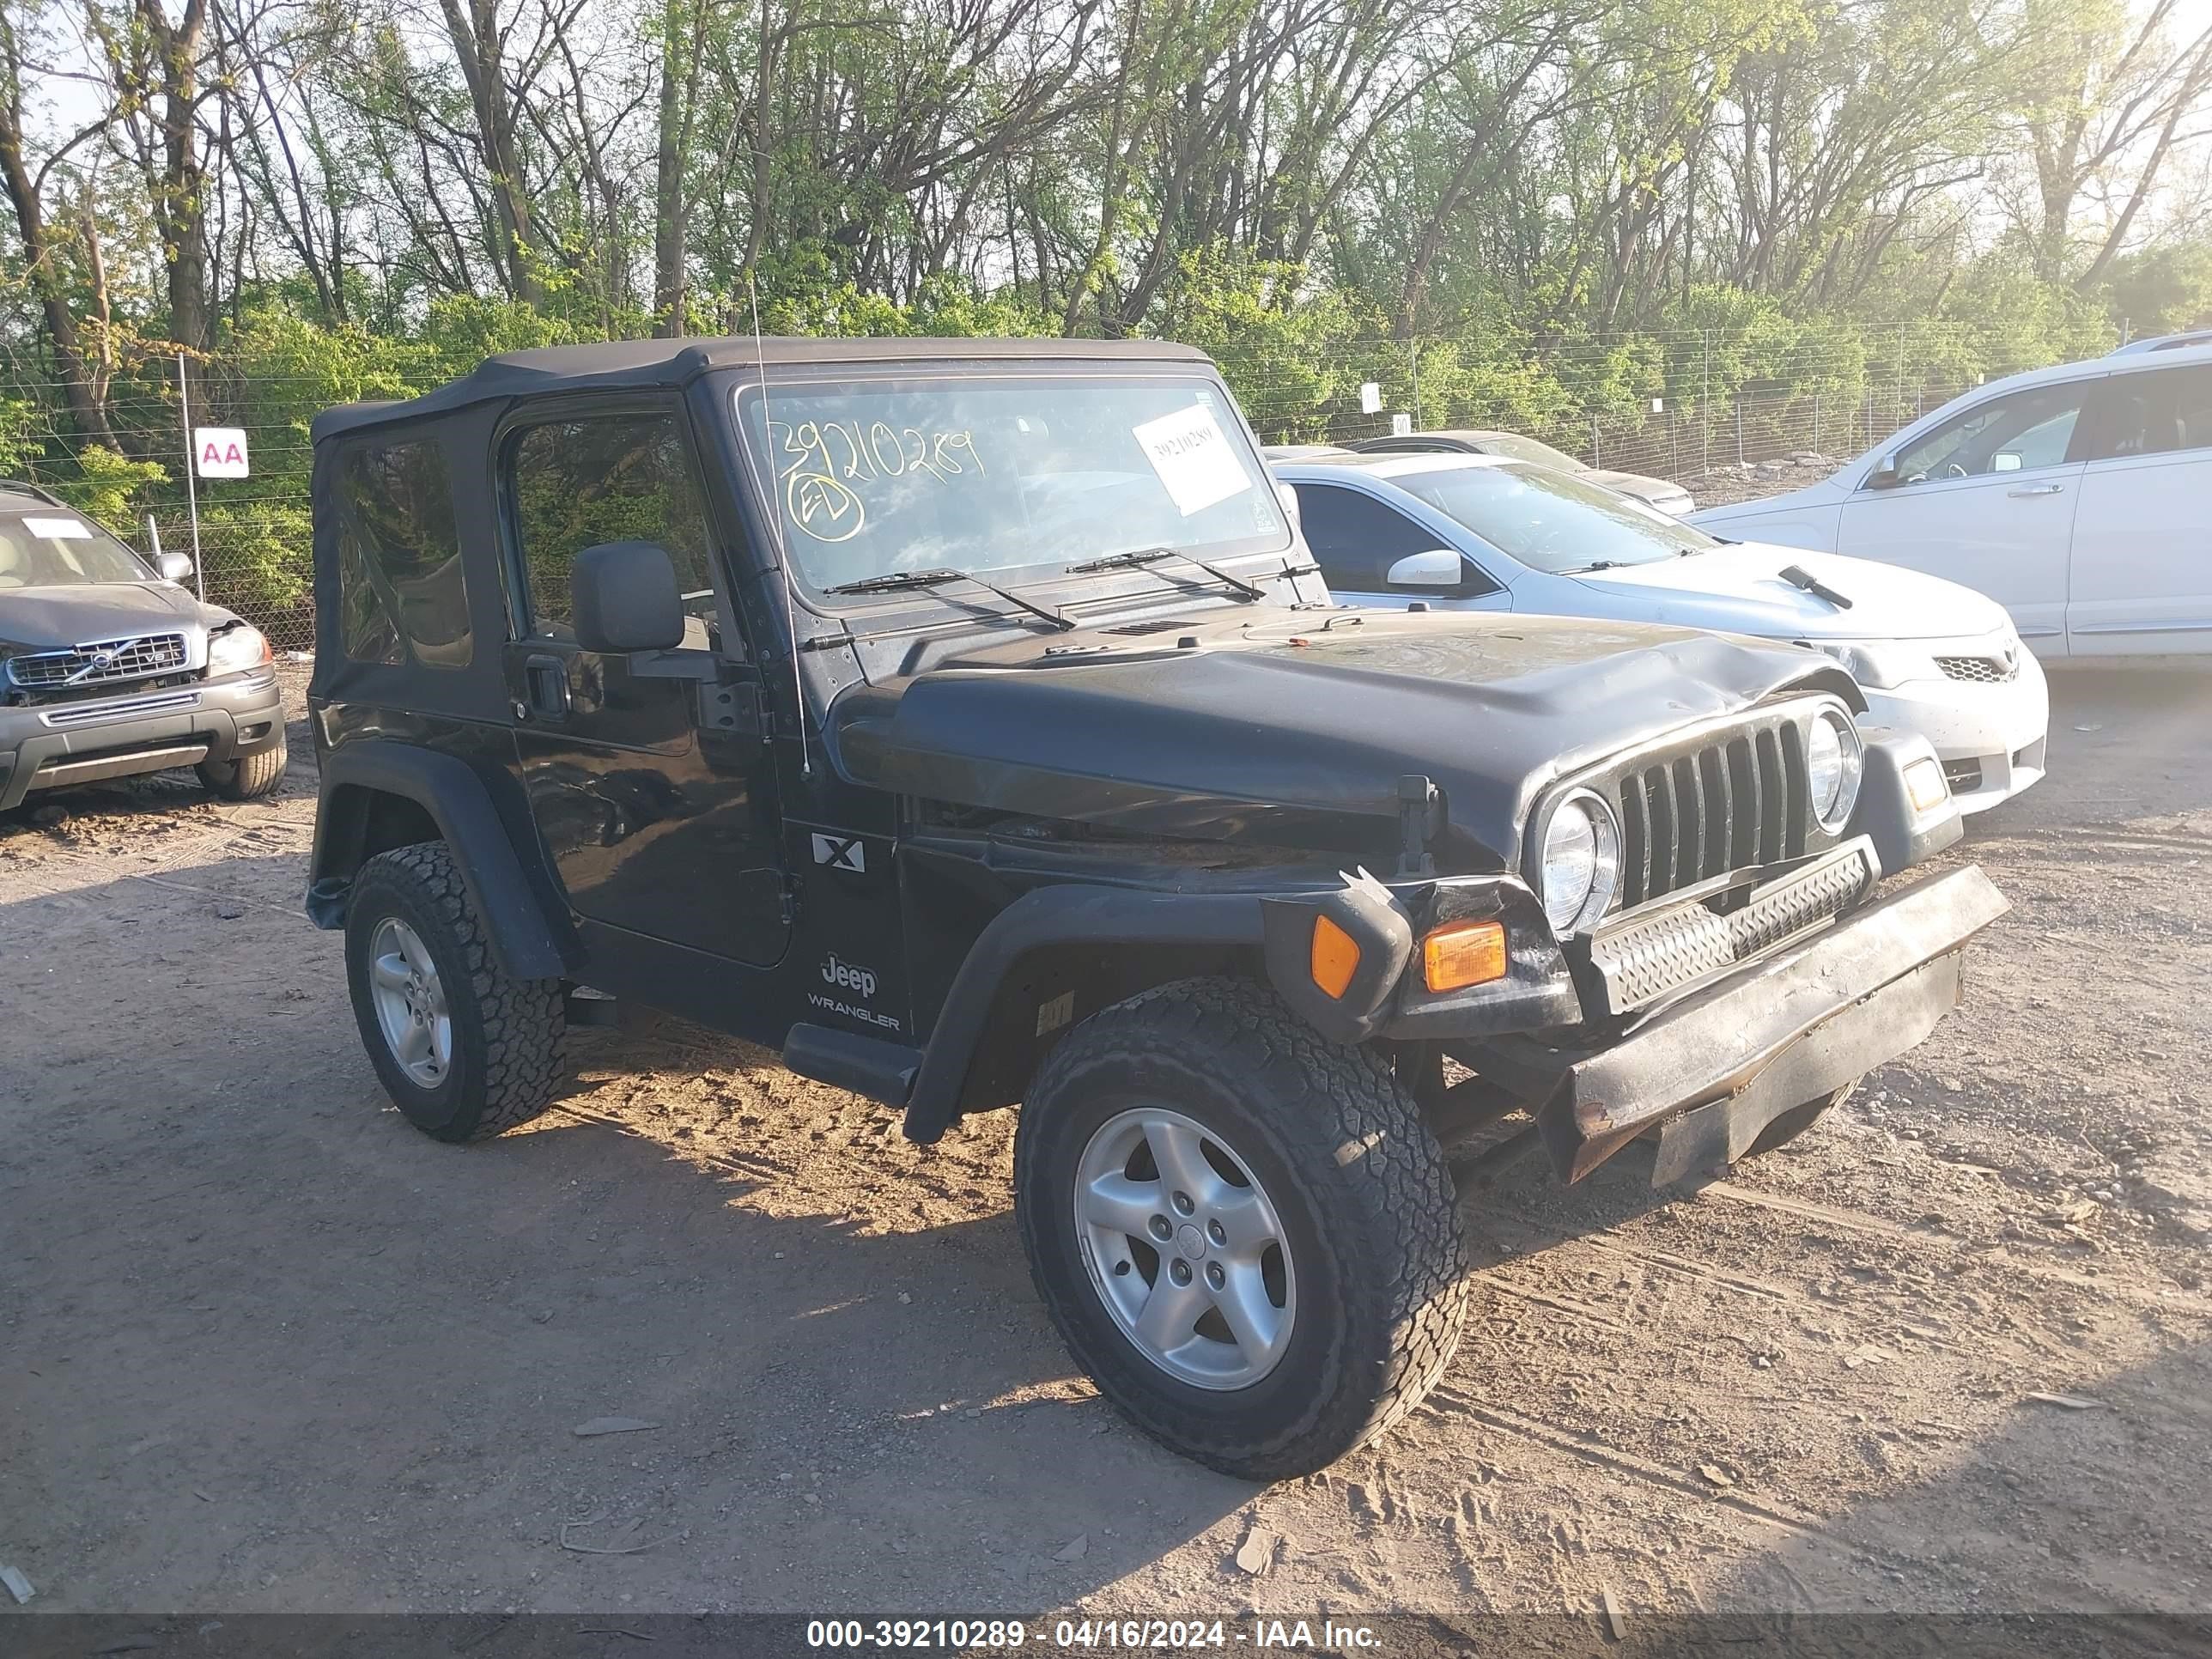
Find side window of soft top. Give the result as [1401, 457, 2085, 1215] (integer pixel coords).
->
[334, 436, 471, 669]
[504, 409, 728, 651]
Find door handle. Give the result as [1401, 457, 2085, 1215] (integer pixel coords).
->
[524, 653, 571, 720]
[2008, 483, 2064, 497]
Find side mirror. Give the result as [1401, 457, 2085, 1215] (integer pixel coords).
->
[143, 515, 191, 583]
[1383, 549, 1465, 589]
[1865, 454, 1903, 490]
[573, 540, 685, 654]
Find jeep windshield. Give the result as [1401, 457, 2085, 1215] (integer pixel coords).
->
[0, 510, 154, 588]
[732, 374, 1290, 598]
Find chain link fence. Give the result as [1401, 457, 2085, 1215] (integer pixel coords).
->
[0, 325, 2045, 653]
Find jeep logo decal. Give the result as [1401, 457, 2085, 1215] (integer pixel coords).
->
[821, 954, 877, 999]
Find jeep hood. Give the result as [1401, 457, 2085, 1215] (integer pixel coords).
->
[0, 581, 221, 653]
[830, 610, 1856, 868]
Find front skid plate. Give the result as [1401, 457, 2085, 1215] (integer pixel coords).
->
[1535, 863, 2008, 1182]
[1644, 951, 1959, 1186]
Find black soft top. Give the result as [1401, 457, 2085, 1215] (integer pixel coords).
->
[310, 335, 1212, 442]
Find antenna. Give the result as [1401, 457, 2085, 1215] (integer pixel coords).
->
[748, 277, 811, 779]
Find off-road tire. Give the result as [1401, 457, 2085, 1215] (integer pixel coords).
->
[344, 841, 566, 1142]
[197, 732, 289, 800]
[1015, 976, 1470, 1480]
[1746, 1083, 1856, 1158]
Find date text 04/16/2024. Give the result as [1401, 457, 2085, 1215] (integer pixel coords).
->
[803, 1620, 1382, 1650]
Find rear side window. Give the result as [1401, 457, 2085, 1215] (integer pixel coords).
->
[505, 412, 716, 637]
[2090, 366, 2212, 460]
[334, 439, 471, 667]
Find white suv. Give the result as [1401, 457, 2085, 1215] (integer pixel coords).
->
[1690, 344, 2212, 659]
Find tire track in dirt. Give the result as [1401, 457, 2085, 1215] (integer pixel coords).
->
[1419, 1385, 1894, 1560]
[1699, 1180, 2212, 1315]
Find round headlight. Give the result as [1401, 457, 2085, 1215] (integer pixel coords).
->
[1807, 709, 1863, 830]
[1536, 792, 1620, 936]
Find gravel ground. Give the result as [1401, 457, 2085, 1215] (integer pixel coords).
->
[1686, 456, 1841, 509]
[2, 663, 2209, 1640]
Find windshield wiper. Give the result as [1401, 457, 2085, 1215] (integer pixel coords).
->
[825, 568, 1074, 631]
[1563, 559, 1628, 574]
[1066, 546, 1267, 601]
[1779, 563, 1853, 609]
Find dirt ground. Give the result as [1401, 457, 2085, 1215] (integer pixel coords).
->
[3, 664, 2210, 1638]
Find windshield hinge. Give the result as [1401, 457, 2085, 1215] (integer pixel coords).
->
[1398, 774, 1440, 877]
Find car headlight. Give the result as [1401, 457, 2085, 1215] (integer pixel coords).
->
[1535, 790, 1621, 936]
[1806, 708, 1864, 830]
[1808, 640, 1927, 690]
[206, 624, 271, 677]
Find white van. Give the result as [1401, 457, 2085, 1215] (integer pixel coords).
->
[1690, 344, 2212, 659]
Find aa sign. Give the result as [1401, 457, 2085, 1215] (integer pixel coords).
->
[194, 427, 250, 478]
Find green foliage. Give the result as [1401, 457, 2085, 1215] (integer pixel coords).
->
[51, 446, 169, 532]
[196, 502, 313, 619]
[0, 398, 41, 475]
[2100, 241, 2212, 337]
[1153, 250, 1363, 441]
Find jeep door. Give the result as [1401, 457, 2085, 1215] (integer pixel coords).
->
[496, 397, 792, 967]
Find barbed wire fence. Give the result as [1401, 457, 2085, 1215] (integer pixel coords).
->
[0, 319, 2060, 653]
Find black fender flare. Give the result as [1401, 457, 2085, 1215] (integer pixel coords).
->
[901, 884, 1268, 1144]
[307, 739, 574, 980]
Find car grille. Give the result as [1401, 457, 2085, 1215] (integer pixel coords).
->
[6, 633, 190, 690]
[1934, 654, 2015, 683]
[1613, 719, 1808, 908]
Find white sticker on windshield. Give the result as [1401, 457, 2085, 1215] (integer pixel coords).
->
[1131, 404, 1251, 518]
[22, 516, 93, 539]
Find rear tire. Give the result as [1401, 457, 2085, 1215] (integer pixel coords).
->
[344, 841, 566, 1141]
[1015, 977, 1469, 1480]
[198, 732, 289, 800]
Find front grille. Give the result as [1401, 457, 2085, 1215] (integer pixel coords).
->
[7, 633, 189, 690]
[1943, 758, 1984, 792]
[1935, 655, 2014, 683]
[1615, 721, 1808, 908]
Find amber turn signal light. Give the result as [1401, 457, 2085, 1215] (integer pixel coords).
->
[1422, 920, 1507, 993]
[1903, 755, 1948, 813]
[1310, 914, 1362, 1000]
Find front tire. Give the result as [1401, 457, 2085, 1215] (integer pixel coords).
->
[344, 841, 566, 1141]
[198, 732, 289, 799]
[1015, 978, 1469, 1480]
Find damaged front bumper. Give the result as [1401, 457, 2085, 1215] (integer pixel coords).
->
[1516, 862, 2008, 1182]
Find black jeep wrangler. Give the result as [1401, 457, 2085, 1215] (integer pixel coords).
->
[305, 337, 2004, 1478]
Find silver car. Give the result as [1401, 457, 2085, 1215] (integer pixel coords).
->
[1343, 428, 1694, 515]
